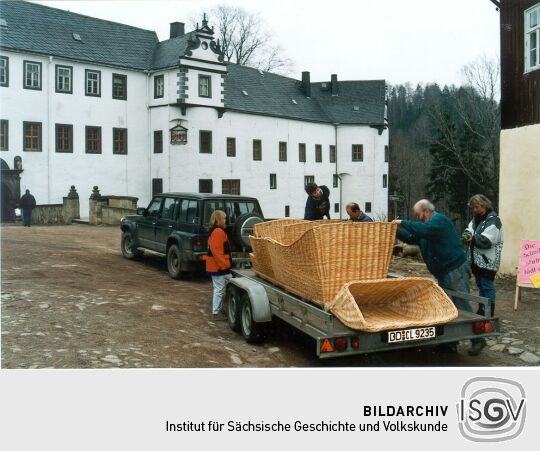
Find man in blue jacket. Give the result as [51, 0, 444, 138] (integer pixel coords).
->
[393, 200, 474, 354]
[304, 183, 330, 220]
[393, 199, 472, 312]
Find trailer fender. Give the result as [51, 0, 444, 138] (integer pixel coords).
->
[227, 277, 272, 322]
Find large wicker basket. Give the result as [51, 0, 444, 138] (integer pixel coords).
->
[250, 221, 397, 303]
[327, 277, 458, 332]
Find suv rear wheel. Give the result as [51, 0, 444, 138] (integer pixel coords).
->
[121, 231, 143, 259]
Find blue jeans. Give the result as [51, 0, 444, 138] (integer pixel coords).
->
[437, 262, 472, 312]
[22, 208, 32, 226]
[211, 274, 232, 314]
[475, 276, 496, 306]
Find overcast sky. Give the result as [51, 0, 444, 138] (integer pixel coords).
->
[35, 0, 500, 86]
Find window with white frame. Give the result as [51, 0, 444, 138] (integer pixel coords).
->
[55, 65, 72, 93]
[86, 70, 101, 96]
[526, 4, 540, 72]
[154, 74, 164, 98]
[24, 61, 41, 89]
[198, 74, 211, 98]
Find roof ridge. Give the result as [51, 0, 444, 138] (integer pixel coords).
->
[155, 30, 195, 44]
[311, 79, 385, 84]
[22, 1, 158, 37]
[227, 63, 302, 84]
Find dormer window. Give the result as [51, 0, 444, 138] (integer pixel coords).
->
[198, 74, 211, 98]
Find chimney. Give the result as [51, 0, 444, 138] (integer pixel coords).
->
[301, 71, 311, 97]
[170, 22, 185, 38]
[331, 74, 338, 96]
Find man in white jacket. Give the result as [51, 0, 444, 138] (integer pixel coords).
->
[464, 194, 504, 356]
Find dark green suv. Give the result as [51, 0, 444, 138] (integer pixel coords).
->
[120, 193, 264, 278]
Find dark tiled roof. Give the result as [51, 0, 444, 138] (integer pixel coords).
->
[224, 65, 385, 124]
[224, 64, 331, 123]
[0, 1, 386, 124]
[310, 80, 386, 125]
[0, 1, 158, 70]
[151, 33, 194, 70]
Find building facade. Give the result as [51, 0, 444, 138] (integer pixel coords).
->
[0, 1, 388, 221]
[499, 0, 540, 273]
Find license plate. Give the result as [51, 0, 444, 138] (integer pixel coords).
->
[387, 326, 436, 343]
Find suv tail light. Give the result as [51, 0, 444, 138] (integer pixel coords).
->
[193, 236, 204, 251]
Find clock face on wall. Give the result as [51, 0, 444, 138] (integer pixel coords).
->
[201, 41, 208, 50]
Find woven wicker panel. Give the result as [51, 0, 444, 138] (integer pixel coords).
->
[253, 219, 308, 241]
[279, 220, 345, 245]
[326, 277, 458, 332]
[250, 222, 397, 303]
[249, 239, 275, 281]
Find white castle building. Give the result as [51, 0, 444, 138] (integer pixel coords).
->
[0, 1, 389, 220]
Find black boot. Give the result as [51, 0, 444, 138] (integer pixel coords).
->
[468, 338, 486, 356]
[477, 304, 485, 316]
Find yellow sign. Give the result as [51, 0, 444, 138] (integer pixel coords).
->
[530, 273, 540, 289]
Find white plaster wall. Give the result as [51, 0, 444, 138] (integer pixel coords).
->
[159, 107, 387, 219]
[148, 70, 171, 106]
[184, 67, 225, 108]
[0, 50, 150, 209]
[498, 124, 540, 274]
[1, 50, 387, 220]
[336, 125, 389, 219]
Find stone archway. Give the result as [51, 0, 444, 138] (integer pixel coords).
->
[1, 158, 23, 222]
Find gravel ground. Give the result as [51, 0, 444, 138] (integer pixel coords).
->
[2, 224, 539, 368]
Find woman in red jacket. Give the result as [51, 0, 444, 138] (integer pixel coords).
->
[203, 210, 232, 318]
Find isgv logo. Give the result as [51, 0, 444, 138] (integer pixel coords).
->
[457, 377, 526, 442]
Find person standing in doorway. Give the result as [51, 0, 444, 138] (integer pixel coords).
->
[203, 210, 232, 320]
[19, 189, 36, 227]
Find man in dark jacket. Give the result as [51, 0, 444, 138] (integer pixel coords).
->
[393, 199, 473, 354]
[20, 189, 36, 227]
[346, 202, 373, 222]
[393, 199, 471, 311]
[304, 183, 330, 220]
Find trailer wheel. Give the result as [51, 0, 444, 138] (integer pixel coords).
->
[225, 285, 242, 332]
[240, 293, 267, 344]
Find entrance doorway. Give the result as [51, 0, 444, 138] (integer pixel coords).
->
[1, 158, 23, 222]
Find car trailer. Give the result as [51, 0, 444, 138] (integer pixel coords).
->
[224, 268, 500, 359]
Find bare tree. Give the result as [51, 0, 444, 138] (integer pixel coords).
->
[190, 5, 294, 75]
[458, 55, 501, 199]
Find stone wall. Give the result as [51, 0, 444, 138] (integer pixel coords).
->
[89, 187, 138, 225]
[29, 186, 81, 225]
[31, 204, 64, 225]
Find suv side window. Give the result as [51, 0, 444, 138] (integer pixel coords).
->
[179, 199, 199, 224]
[225, 201, 260, 222]
[186, 200, 199, 224]
[147, 197, 162, 217]
[203, 201, 224, 224]
[161, 197, 178, 220]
